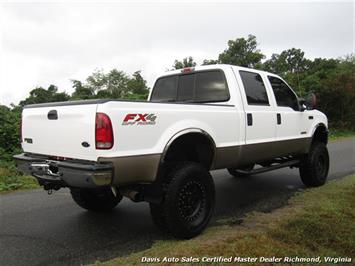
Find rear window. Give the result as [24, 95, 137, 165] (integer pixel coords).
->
[151, 70, 229, 103]
[239, 71, 269, 105]
[177, 74, 194, 101]
[150, 75, 177, 102]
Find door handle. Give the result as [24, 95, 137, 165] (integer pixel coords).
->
[247, 113, 253, 126]
[277, 113, 281, 125]
[47, 110, 58, 120]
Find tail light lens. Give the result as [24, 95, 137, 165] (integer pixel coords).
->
[95, 113, 114, 149]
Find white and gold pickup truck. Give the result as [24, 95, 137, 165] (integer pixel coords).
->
[14, 64, 329, 239]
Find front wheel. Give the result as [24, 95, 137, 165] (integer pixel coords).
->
[70, 187, 122, 212]
[299, 141, 329, 187]
[150, 162, 215, 239]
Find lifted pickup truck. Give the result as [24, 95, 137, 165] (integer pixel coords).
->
[14, 64, 329, 239]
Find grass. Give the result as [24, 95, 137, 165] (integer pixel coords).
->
[329, 128, 355, 141]
[0, 163, 39, 192]
[94, 174, 355, 266]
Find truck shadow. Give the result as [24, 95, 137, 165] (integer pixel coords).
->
[61, 168, 303, 265]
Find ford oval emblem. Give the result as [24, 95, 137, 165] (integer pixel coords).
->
[81, 142, 90, 148]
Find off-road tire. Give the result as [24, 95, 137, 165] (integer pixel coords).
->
[299, 141, 329, 187]
[70, 187, 122, 212]
[150, 162, 215, 239]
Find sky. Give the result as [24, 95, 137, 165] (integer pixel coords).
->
[0, 1, 354, 106]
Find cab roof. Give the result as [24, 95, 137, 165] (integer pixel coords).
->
[160, 64, 275, 78]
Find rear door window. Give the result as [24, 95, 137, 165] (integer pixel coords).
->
[195, 71, 229, 102]
[239, 71, 269, 105]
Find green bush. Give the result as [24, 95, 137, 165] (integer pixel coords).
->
[0, 105, 22, 162]
[0, 162, 38, 192]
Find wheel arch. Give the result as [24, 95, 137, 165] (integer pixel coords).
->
[160, 128, 216, 170]
[311, 123, 328, 144]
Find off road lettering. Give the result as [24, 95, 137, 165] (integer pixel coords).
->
[122, 113, 157, 125]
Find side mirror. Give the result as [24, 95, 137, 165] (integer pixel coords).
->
[299, 93, 316, 111]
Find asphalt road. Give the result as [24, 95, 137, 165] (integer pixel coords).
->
[1, 138, 354, 266]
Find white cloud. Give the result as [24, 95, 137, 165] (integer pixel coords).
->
[0, 1, 353, 106]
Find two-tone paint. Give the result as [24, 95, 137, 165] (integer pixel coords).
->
[20, 64, 327, 185]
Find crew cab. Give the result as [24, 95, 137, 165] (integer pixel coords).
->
[14, 64, 329, 239]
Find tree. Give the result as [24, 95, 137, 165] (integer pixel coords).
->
[106, 69, 130, 98]
[263, 53, 288, 74]
[70, 69, 149, 100]
[19, 85, 70, 106]
[202, 59, 219, 65]
[263, 48, 311, 93]
[300, 56, 355, 128]
[264, 48, 310, 76]
[218, 35, 265, 67]
[172, 56, 197, 70]
[85, 69, 107, 92]
[281, 48, 310, 74]
[127, 71, 149, 97]
[71, 80, 94, 100]
[306, 58, 339, 76]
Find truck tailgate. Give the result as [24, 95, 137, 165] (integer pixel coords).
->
[21, 104, 98, 161]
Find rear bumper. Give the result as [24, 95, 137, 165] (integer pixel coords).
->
[13, 153, 113, 188]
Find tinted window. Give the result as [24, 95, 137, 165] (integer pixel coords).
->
[195, 71, 229, 102]
[151, 70, 229, 103]
[239, 71, 269, 105]
[268, 76, 299, 110]
[150, 76, 177, 102]
[177, 74, 194, 101]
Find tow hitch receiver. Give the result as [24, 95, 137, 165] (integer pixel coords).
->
[30, 161, 65, 191]
[31, 161, 62, 180]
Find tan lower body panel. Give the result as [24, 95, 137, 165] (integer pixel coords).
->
[99, 154, 161, 185]
[213, 137, 311, 169]
[100, 137, 311, 185]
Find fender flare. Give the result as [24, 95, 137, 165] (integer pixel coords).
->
[160, 128, 216, 165]
[311, 123, 329, 144]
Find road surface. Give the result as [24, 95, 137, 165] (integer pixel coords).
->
[0, 138, 354, 266]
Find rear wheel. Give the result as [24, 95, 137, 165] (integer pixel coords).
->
[228, 164, 255, 178]
[299, 141, 329, 187]
[70, 187, 122, 212]
[150, 162, 215, 239]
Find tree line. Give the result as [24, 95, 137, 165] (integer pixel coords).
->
[0, 35, 354, 162]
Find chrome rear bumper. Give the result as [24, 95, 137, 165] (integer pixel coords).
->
[13, 153, 113, 188]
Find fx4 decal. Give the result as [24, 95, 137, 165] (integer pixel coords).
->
[122, 113, 157, 125]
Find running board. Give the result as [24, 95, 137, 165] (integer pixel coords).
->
[238, 159, 300, 175]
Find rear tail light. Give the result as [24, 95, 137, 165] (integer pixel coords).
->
[95, 113, 114, 149]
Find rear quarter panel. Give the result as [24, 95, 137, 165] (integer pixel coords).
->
[96, 101, 244, 158]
